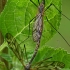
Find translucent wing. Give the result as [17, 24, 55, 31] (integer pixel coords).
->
[30, 58, 65, 70]
[5, 33, 22, 56]
[5, 33, 25, 66]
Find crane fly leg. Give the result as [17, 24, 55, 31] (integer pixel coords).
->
[46, 16, 70, 47]
[30, 0, 38, 7]
[45, 3, 70, 21]
[19, 16, 36, 45]
[34, 57, 52, 66]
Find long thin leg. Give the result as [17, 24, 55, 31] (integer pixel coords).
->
[30, 0, 38, 7]
[46, 16, 70, 47]
[19, 16, 36, 45]
[45, 3, 70, 21]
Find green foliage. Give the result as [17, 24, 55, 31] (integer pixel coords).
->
[0, 61, 7, 70]
[32, 47, 70, 68]
[0, 0, 70, 70]
[0, 0, 61, 51]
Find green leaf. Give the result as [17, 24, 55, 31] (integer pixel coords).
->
[32, 46, 70, 69]
[62, 68, 70, 70]
[0, 0, 61, 51]
[0, 0, 65, 69]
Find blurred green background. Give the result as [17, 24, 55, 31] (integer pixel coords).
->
[46, 0, 70, 53]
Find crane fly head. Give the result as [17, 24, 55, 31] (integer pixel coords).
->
[38, 0, 45, 13]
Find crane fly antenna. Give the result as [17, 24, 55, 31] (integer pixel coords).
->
[30, 0, 38, 7]
[46, 17, 70, 47]
[45, 3, 70, 21]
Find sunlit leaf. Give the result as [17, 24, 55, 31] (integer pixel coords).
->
[32, 46, 70, 69]
[0, 0, 61, 51]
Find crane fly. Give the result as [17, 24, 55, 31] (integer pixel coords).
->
[29, 0, 70, 45]
[5, 0, 70, 70]
[20, 0, 70, 45]
[19, 0, 70, 52]
[26, 0, 70, 66]
[5, 33, 65, 70]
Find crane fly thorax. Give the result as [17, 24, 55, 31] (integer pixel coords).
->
[38, 3, 45, 14]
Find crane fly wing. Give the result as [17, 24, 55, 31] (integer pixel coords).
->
[5, 33, 19, 50]
[5, 33, 25, 61]
[33, 13, 43, 42]
[31, 61, 65, 70]
[30, 57, 65, 70]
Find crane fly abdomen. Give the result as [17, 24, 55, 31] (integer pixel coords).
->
[33, 13, 43, 42]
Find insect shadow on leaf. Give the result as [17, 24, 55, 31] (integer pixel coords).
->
[16, 0, 70, 69]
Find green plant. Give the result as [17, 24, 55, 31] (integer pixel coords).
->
[0, 0, 70, 70]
